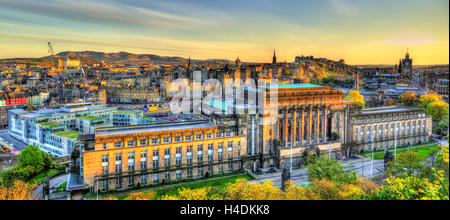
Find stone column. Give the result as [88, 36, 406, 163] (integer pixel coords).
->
[323, 106, 328, 142]
[309, 106, 313, 144]
[316, 106, 320, 143]
[300, 107, 304, 145]
[292, 108, 297, 147]
[284, 108, 289, 147]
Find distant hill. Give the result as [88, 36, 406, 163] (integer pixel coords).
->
[0, 51, 231, 65]
[53, 51, 189, 64]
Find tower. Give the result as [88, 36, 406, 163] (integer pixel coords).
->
[186, 57, 191, 78]
[354, 71, 360, 91]
[272, 50, 277, 65]
[399, 50, 413, 84]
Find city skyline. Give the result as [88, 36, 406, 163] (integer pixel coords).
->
[0, 0, 449, 65]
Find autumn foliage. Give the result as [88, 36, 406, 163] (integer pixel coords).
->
[0, 180, 38, 200]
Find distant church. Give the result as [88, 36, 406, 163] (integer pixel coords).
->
[396, 50, 413, 85]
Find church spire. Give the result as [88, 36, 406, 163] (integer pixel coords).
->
[272, 49, 277, 64]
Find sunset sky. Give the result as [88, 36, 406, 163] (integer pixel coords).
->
[0, 0, 448, 65]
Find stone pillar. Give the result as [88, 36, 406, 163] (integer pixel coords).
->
[292, 108, 297, 147]
[315, 105, 320, 143]
[284, 108, 289, 147]
[309, 106, 313, 144]
[300, 107, 304, 146]
[323, 106, 328, 142]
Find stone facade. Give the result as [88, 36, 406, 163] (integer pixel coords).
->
[349, 106, 432, 152]
[83, 120, 247, 191]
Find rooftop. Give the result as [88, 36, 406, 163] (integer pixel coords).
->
[361, 106, 420, 114]
[39, 122, 60, 127]
[79, 116, 101, 121]
[54, 131, 82, 139]
[266, 83, 323, 89]
[115, 110, 138, 114]
[96, 121, 215, 136]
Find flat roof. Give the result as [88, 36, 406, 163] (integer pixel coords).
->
[96, 121, 215, 136]
[266, 83, 323, 89]
[361, 106, 419, 114]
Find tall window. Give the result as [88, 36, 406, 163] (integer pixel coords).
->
[115, 153, 122, 173]
[176, 147, 182, 166]
[102, 154, 109, 175]
[164, 148, 171, 168]
[197, 145, 203, 163]
[141, 174, 147, 184]
[187, 146, 193, 164]
[153, 149, 159, 169]
[208, 144, 213, 162]
[128, 152, 135, 172]
[141, 150, 147, 170]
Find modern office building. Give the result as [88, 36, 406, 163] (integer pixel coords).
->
[8, 103, 117, 156]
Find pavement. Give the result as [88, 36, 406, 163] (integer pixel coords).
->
[34, 174, 69, 200]
[0, 129, 28, 151]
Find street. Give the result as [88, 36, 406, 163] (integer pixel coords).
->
[249, 159, 386, 187]
[0, 129, 27, 151]
[34, 174, 69, 200]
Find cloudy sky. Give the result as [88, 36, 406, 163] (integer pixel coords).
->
[0, 0, 448, 64]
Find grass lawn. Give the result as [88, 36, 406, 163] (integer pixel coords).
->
[79, 116, 101, 121]
[54, 131, 82, 139]
[39, 122, 60, 127]
[116, 174, 253, 200]
[53, 181, 67, 193]
[27, 169, 61, 185]
[368, 145, 440, 160]
[115, 111, 137, 114]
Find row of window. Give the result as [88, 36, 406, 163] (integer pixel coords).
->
[101, 163, 241, 190]
[108, 132, 238, 149]
[356, 120, 427, 142]
[102, 142, 241, 174]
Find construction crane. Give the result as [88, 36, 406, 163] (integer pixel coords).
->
[48, 42, 64, 104]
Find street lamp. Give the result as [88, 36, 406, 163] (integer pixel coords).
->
[368, 136, 375, 178]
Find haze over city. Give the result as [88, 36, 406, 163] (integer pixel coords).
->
[0, 0, 449, 65]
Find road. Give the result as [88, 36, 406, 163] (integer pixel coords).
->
[0, 129, 27, 151]
[249, 159, 386, 187]
[34, 174, 68, 200]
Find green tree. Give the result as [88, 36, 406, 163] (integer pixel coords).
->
[386, 151, 427, 177]
[426, 100, 449, 122]
[307, 156, 358, 184]
[17, 145, 45, 174]
[418, 91, 442, 109]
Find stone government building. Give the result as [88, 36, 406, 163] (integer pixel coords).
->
[58, 83, 432, 192]
[82, 118, 246, 191]
[347, 106, 432, 151]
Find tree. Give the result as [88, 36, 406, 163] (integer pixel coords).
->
[17, 145, 44, 171]
[368, 170, 448, 200]
[418, 90, 442, 109]
[125, 192, 156, 200]
[386, 151, 427, 177]
[398, 91, 419, 106]
[224, 179, 281, 200]
[385, 97, 398, 106]
[344, 90, 365, 108]
[426, 100, 449, 122]
[0, 180, 38, 200]
[307, 156, 358, 184]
